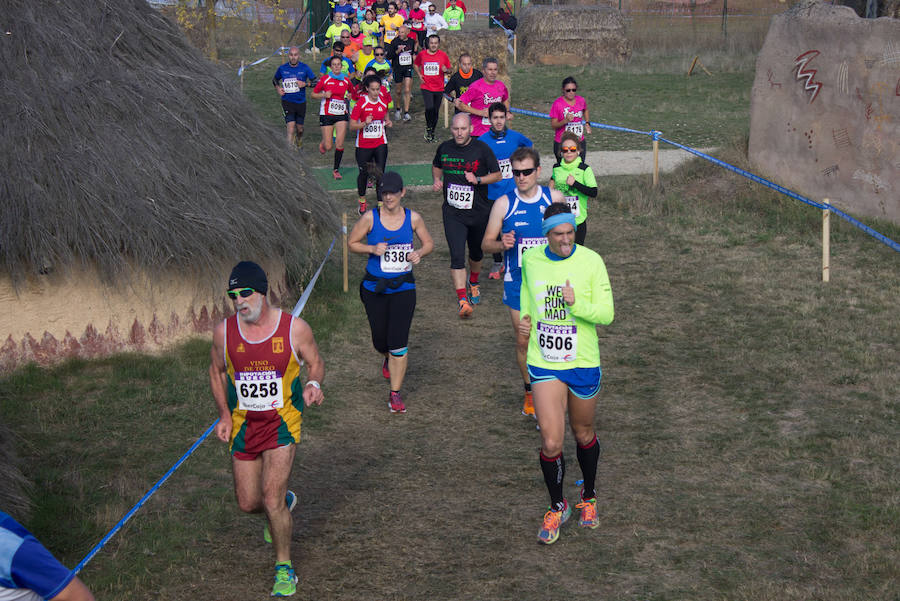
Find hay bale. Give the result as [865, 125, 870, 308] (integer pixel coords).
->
[437, 29, 510, 77]
[0, 0, 339, 369]
[517, 4, 631, 66]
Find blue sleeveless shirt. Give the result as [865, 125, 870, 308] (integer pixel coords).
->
[502, 186, 553, 283]
[363, 208, 415, 294]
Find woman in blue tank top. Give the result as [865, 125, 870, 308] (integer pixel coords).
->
[348, 171, 434, 413]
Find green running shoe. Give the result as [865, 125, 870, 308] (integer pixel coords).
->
[271, 563, 298, 597]
[264, 490, 298, 543]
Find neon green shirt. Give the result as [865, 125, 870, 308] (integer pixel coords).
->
[325, 23, 351, 44]
[443, 6, 465, 30]
[520, 245, 613, 370]
[551, 156, 597, 226]
[360, 20, 380, 46]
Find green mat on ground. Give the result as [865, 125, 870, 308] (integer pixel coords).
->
[313, 163, 434, 191]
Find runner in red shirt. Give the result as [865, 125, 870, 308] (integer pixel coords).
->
[311, 56, 354, 179]
[414, 34, 452, 143]
[350, 74, 394, 214]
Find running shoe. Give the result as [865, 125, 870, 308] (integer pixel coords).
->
[403, 112, 411, 122]
[264, 490, 298, 543]
[537, 500, 571, 545]
[389, 391, 407, 413]
[318, 140, 326, 154]
[487, 261, 504, 280]
[521, 391, 535, 417]
[467, 282, 481, 305]
[457, 298, 473, 319]
[395, 109, 402, 120]
[576, 497, 599, 529]
[423, 129, 431, 142]
[382, 356, 390, 379]
[272, 563, 298, 597]
[358, 200, 367, 216]
[333, 169, 342, 180]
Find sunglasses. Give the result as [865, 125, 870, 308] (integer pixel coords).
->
[374, 52, 385, 56]
[564, 87, 577, 92]
[512, 167, 536, 177]
[227, 288, 255, 300]
[561, 146, 578, 153]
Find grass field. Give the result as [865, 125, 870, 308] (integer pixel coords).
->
[3, 7, 900, 600]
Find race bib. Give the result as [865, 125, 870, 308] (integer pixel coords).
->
[380, 243, 413, 273]
[328, 98, 347, 114]
[449, 18, 459, 27]
[236, 371, 284, 411]
[362, 120, 384, 139]
[423, 62, 439, 76]
[282, 78, 299, 93]
[564, 195, 580, 217]
[447, 183, 474, 209]
[565, 121, 584, 137]
[499, 158, 512, 179]
[517, 235, 546, 264]
[385, 29, 398, 41]
[536, 322, 577, 363]
[399, 52, 412, 65]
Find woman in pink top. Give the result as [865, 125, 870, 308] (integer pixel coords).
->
[550, 76, 591, 163]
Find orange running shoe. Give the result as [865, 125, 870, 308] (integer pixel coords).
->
[457, 298, 473, 319]
[537, 500, 571, 545]
[521, 391, 535, 417]
[576, 497, 599, 529]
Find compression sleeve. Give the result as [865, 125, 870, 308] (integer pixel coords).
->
[568, 254, 613, 325]
[571, 180, 597, 198]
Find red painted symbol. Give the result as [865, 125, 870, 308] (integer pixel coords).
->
[795, 50, 822, 103]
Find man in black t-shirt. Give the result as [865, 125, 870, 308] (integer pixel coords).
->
[432, 112, 502, 318]
[387, 24, 418, 122]
[444, 52, 482, 114]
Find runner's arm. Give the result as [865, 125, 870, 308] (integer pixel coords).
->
[568, 256, 614, 325]
[481, 196, 511, 254]
[583, 107, 592, 134]
[410, 211, 434, 262]
[209, 321, 232, 442]
[347, 211, 378, 254]
[292, 318, 325, 406]
[549, 188, 566, 204]
[50, 577, 95, 601]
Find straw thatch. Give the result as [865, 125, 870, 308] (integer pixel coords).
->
[517, 4, 631, 65]
[1, 0, 338, 288]
[438, 29, 510, 77]
[0, 422, 31, 521]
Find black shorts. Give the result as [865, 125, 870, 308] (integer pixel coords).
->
[359, 285, 416, 354]
[442, 204, 489, 269]
[319, 114, 349, 127]
[393, 66, 413, 83]
[282, 100, 306, 124]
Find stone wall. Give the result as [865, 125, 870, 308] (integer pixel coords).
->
[748, 2, 899, 224]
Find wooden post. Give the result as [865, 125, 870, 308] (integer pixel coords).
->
[513, 35, 517, 65]
[443, 97, 449, 129]
[240, 60, 245, 92]
[342, 212, 349, 292]
[652, 138, 659, 187]
[688, 56, 699, 76]
[822, 203, 830, 283]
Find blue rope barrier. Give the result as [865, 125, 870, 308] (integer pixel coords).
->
[509, 107, 900, 255]
[74, 236, 339, 573]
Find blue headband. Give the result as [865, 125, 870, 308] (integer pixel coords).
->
[541, 213, 576, 236]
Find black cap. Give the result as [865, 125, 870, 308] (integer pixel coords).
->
[379, 171, 404, 194]
[228, 261, 268, 295]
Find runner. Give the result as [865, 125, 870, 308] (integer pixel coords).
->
[432, 112, 502, 318]
[372, 0, 390, 21]
[209, 261, 325, 595]
[444, 52, 482, 115]
[517, 203, 613, 545]
[550, 132, 598, 246]
[550, 76, 591, 163]
[424, 1, 448, 36]
[413, 33, 452, 142]
[398, 0, 410, 18]
[455, 57, 510, 137]
[353, 38, 376, 79]
[272, 46, 318, 147]
[386, 23, 418, 122]
[443, 0, 465, 30]
[311, 56, 353, 180]
[350, 74, 393, 214]
[324, 11, 351, 45]
[348, 171, 434, 413]
[477, 102, 532, 280]
[409, 0, 427, 47]
[319, 41, 356, 77]
[334, 0, 356, 23]
[379, 2, 405, 46]
[365, 44, 395, 111]
[359, 9, 381, 46]
[482, 146, 561, 417]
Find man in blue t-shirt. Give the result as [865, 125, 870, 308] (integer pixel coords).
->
[478, 101, 532, 280]
[272, 46, 318, 147]
[0, 510, 95, 600]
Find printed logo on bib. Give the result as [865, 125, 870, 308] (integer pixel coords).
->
[283, 78, 300, 93]
[565, 121, 584, 137]
[399, 52, 412, 65]
[423, 62, 439, 76]
[564, 195, 580, 217]
[362, 120, 384, 139]
[499, 158, 512, 179]
[536, 322, 577, 363]
[380, 243, 413, 273]
[236, 371, 285, 411]
[328, 98, 347, 114]
[517, 236, 546, 264]
[446, 183, 474, 209]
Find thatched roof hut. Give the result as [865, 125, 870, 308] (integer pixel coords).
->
[0, 0, 338, 371]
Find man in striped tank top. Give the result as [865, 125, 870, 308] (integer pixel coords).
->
[481, 147, 564, 418]
[209, 261, 325, 597]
